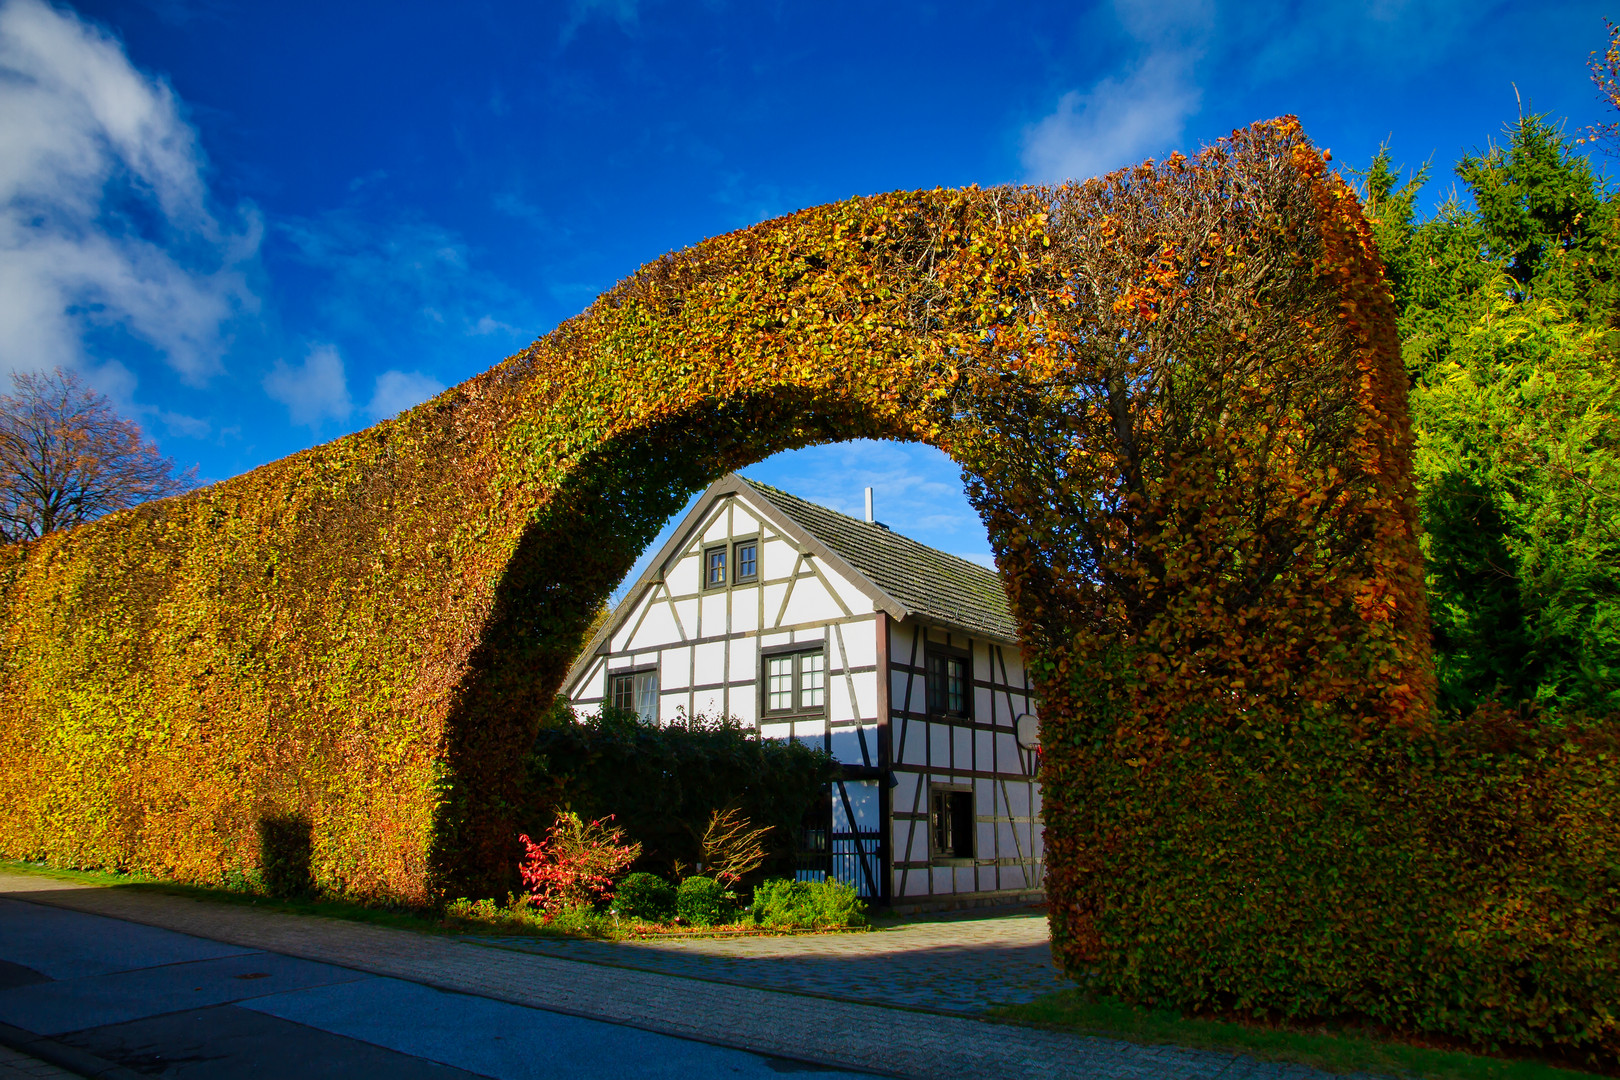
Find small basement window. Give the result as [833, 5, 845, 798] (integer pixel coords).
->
[931, 785, 975, 860]
[610, 669, 659, 725]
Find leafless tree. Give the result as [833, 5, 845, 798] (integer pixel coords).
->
[0, 368, 195, 542]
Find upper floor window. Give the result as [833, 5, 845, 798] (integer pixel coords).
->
[611, 669, 659, 725]
[733, 539, 758, 583]
[704, 545, 727, 589]
[763, 647, 825, 716]
[926, 649, 970, 718]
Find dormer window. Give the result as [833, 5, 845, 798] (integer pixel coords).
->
[704, 545, 727, 589]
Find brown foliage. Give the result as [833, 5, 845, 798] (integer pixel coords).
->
[0, 368, 193, 542]
[698, 807, 771, 888]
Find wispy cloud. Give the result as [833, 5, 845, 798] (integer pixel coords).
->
[559, 0, 641, 44]
[747, 440, 988, 546]
[278, 211, 531, 348]
[263, 343, 350, 429]
[1022, 0, 1212, 184]
[0, 0, 258, 382]
[366, 369, 444, 421]
[1231, 0, 1494, 80]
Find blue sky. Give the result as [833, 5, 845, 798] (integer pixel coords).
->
[0, 0, 1609, 586]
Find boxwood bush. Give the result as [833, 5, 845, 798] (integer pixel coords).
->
[615, 871, 676, 922]
[675, 875, 730, 927]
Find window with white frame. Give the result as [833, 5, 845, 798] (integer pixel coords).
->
[762, 647, 825, 716]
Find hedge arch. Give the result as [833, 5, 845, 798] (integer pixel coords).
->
[5, 118, 1617, 1056]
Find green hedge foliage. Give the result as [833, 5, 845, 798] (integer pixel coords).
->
[524, 704, 838, 881]
[4, 117, 1611, 1058]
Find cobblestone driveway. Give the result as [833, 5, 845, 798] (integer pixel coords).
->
[474, 907, 1071, 1013]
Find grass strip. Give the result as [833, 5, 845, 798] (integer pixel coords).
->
[995, 990, 1607, 1080]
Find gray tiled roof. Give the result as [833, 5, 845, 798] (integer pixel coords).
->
[739, 477, 1018, 642]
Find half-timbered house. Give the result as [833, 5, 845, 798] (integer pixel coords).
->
[562, 473, 1043, 908]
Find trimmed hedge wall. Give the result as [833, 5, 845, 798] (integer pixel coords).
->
[1, 117, 1612, 1057]
[524, 705, 839, 880]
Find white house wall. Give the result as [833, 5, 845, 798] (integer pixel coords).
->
[565, 483, 1045, 905]
[568, 490, 880, 765]
[886, 617, 1044, 900]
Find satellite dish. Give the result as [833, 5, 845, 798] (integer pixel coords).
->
[1015, 712, 1039, 750]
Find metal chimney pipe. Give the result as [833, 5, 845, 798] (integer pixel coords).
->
[864, 486, 874, 523]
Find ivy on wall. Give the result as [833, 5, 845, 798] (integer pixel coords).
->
[0, 118, 1611, 1059]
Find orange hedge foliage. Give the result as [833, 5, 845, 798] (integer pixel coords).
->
[1, 118, 1613, 1059]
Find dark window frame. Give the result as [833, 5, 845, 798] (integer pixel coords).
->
[702, 544, 728, 590]
[731, 535, 760, 584]
[609, 665, 659, 725]
[929, 782, 976, 861]
[760, 643, 828, 719]
[925, 645, 973, 719]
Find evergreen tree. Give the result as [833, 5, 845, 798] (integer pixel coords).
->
[1360, 116, 1620, 717]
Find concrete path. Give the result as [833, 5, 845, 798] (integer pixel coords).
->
[474, 909, 1067, 1012]
[0, 871, 1394, 1079]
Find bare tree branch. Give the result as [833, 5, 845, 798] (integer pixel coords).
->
[0, 368, 195, 543]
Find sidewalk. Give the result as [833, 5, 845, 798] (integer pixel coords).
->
[0, 871, 1391, 1079]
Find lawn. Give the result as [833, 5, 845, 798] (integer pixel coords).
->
[996, 989, 1609, 1080]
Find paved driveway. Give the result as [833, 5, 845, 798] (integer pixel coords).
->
[474, 908, 1068, 1013]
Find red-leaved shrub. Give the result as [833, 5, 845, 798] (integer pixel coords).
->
[517, 812, 640, 913]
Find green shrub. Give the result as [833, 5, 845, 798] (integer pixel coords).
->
[750, 877, 866, 929]
[676, 875, 731, 926]
[616, 871, 676, 922]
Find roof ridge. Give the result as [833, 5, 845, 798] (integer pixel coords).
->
[737, 475, 1000, 584]
[737, 474, 1016, 641]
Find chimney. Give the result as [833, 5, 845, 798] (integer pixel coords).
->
[864, 487, 874, 523]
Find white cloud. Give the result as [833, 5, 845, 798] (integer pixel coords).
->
[263, 343, 351, 429]
[1021, 0, 1210, 184]
[0, 0, 258, 382]
[366, 369, 444, 421]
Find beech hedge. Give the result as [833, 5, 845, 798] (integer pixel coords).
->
[2, 118, 1613, 1060]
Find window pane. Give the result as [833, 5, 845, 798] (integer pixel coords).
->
[932, 791, 950, 855]
[706, 548, 726, 587]
[634, 671, 658, 725]
[948, 656, 967, 715]
[950, 790, 975, 858]
[735, 542, 757, 580]
[767, 656, 794, 711]
[799, 650, 824, 710]
[612, 674, 634, 713]
[926, 654, 946, 714]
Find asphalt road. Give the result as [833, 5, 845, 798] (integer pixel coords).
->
[0, 897, 870, 1079]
